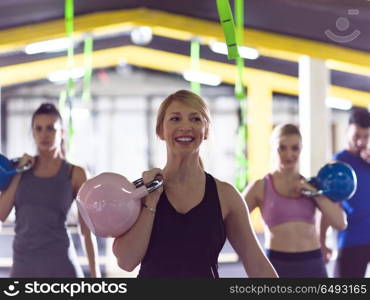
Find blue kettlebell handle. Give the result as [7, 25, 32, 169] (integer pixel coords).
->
[9, 158, 33, 174]
[301, 176, 322, 197]
[301, 189, 324, 197]
[301, 177, 332, 198]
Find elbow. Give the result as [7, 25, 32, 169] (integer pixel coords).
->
[112, 237, 121, 258]
[0, 212, 7, 223]
[116, 259, 138, 272]
[336, 211, 348, 231]
[332, 218, 347, 232]
[323, 207, 348, 232]
[0, 206, 8, 222]
[336, 219, 347, 232]
[112, 238, 140, 272]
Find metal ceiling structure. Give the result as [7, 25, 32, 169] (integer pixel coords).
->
[0, 0, 369, 105]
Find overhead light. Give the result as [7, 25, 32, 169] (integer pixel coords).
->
[209, 41, 259, 60]
[183, 70, 222, 86]
[24, 38, 73, 54]
[116, 58, 132, 75]
[326, 97, 352, 110]
[48, 67, 84, 83]
[130, 26, 153, 45]
[72, 107, 90, 120]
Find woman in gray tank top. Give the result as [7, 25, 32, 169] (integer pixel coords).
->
[0, 103, 100, 278]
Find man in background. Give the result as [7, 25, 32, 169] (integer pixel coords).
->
[320, 107, 370, 277]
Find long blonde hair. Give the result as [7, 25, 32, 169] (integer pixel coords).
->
[156, 90, 211, 168]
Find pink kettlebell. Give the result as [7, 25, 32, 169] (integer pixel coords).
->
[76, 172, 163, 237]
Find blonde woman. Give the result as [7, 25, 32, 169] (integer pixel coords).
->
[113, 90, 277, 278]
[243, 123, 346, 277]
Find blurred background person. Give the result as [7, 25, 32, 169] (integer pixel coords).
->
[321, 108, 370, 278]
[0, 103, 100, 277]
[244, 123, 346, 278]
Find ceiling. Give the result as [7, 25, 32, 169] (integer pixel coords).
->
[1, 0, 370, 51]
[0, 0, 369, 105]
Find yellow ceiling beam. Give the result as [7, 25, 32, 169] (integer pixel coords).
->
[0, 46, 296, 95]
[136, 10, 370, 76]
[0, 45, 368, 108]
[0, 8, 369, 77]
[0, 9, 141, 53]
[329, 86, 370, 108]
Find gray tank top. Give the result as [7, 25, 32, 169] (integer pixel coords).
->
[11, 159, 83, 277]
[13, 160, 75, 256]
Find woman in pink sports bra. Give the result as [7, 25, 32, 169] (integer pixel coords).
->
[243, 124, 347, 278]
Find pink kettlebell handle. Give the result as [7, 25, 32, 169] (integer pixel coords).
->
[132, 174, 163, 194]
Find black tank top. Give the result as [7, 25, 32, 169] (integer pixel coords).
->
[138, 172, 226, 278]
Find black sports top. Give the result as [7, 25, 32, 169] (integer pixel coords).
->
[137, 172, 226, 278]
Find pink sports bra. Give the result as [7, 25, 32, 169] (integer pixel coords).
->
[260, 174, 316, 228]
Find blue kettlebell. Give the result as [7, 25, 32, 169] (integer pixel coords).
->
[0, 154, 32, 191]
[303, 161, 357, 202]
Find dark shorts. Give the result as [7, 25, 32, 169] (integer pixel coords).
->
[266, 249, 328, 278]
[334, 244, 370, 278]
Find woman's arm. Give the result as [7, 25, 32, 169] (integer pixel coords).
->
[298, 179, 347, 231]
[314, 197, 347, 231]
[319, 214, 333, 264]
[219, 181, 277, 278]
[78, 212, 101, 277]
[0, 154, 35, 221]
[242, 179, 263, 213]
[112, 168, 163, 272]
[74, 166, 101, 277]
[0, 173, 21, 222]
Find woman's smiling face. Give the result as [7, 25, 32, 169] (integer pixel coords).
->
[159, 100, 208, 155]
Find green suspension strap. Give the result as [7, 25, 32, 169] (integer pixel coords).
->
[234, 0, 246, 100]
[82, 35, 93, 103]
[190, 38, 201, 95]
[64, 0, 75, 158]
[216, 0, 248, 191]
[216, 0, 239, 59]
[234, 0, 248, 192]
[65, 0, 75, 99]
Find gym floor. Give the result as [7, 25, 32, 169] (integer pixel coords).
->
[1, 229, 368, 278]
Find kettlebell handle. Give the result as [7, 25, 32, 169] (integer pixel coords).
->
[301, 189, 324, 198]
[301, 176, 321, 198]
[132, 174, 163, 193]
[301, 160, 357, 203]
[9, 157, 33, 174]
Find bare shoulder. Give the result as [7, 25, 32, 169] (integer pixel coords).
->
[70, 164, 88, 187]
[243, 178, 264, 199]
[214, 178, 240, 199]
[213, 177, 244, 215]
